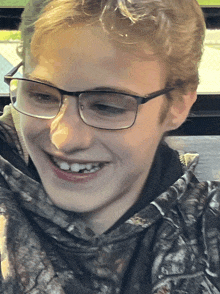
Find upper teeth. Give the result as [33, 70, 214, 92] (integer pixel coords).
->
[52, 157, 101, 173]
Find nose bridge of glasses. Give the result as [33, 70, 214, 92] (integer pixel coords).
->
[59, 88, 81, 110]
[56, 92, 84, 126]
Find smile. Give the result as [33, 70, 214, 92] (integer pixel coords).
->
[51, 156, 105, 174]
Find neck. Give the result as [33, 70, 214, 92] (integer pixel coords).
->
[82, 178, 147, 235]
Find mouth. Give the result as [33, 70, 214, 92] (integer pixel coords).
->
[50, 155, 106, 174]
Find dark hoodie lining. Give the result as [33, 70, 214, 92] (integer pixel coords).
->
[104, 141, 184, 234]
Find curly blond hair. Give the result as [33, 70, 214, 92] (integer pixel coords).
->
[19, 0, 205, 95]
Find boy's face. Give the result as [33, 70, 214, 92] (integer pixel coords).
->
[20, 25, 175, 231]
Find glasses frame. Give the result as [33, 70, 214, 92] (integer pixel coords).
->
[4, 62, 176, 130]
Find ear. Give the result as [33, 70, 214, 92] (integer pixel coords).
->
[166, 91, 197, 131]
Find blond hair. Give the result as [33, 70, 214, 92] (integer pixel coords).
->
[19, 0, 205, 95]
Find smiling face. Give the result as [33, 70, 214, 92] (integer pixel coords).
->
[20, 25, 178, 233]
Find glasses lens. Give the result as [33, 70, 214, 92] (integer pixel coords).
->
[9, 79, 61, 119]
[79, 92, 137, 129]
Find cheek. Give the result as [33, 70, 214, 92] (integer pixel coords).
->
[19, 115, 50, 150]
[126, 106, 164, 147]
[119, 127, 161, 164]
[112, 102, 167, 165]
[105, 119, 163, 168]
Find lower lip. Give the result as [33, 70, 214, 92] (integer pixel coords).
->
[49, 159, 103, 183]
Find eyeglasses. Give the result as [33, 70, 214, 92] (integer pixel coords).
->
[4, 62, 175, 130]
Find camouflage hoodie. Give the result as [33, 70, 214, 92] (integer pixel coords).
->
[0, 106, 220, 294]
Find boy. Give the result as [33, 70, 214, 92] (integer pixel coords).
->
[0, 0, 219, 293]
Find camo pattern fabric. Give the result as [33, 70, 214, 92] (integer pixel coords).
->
[0, 153, 220, 293]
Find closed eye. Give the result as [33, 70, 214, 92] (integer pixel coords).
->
[28, 92, 60, 104]
[91, 103, 126, 115]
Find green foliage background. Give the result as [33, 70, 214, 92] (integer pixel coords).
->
[0, 31, 21, 41]
[0, 0, 220, 7]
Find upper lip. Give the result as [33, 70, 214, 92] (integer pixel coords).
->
[46, 152, 110, 164]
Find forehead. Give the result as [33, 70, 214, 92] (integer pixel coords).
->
[27, 25, 167, 94]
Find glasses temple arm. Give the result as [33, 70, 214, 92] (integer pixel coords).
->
[4, 61, 23, 85]
[138, 87, 175, 104]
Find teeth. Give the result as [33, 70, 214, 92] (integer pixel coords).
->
[52, 156, 103, 173]
[60, 162, 70, 170]
[86, 163, 92, 170]
[71, 163, 84, 172]
[70, 163, 77, 172]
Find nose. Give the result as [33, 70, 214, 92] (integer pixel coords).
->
[50, 97, 95, 152]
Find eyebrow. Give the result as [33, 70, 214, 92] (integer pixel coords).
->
[87, 87, 141, 97]
[28, 75, 57, 88]
[27, 76, 141, 97]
